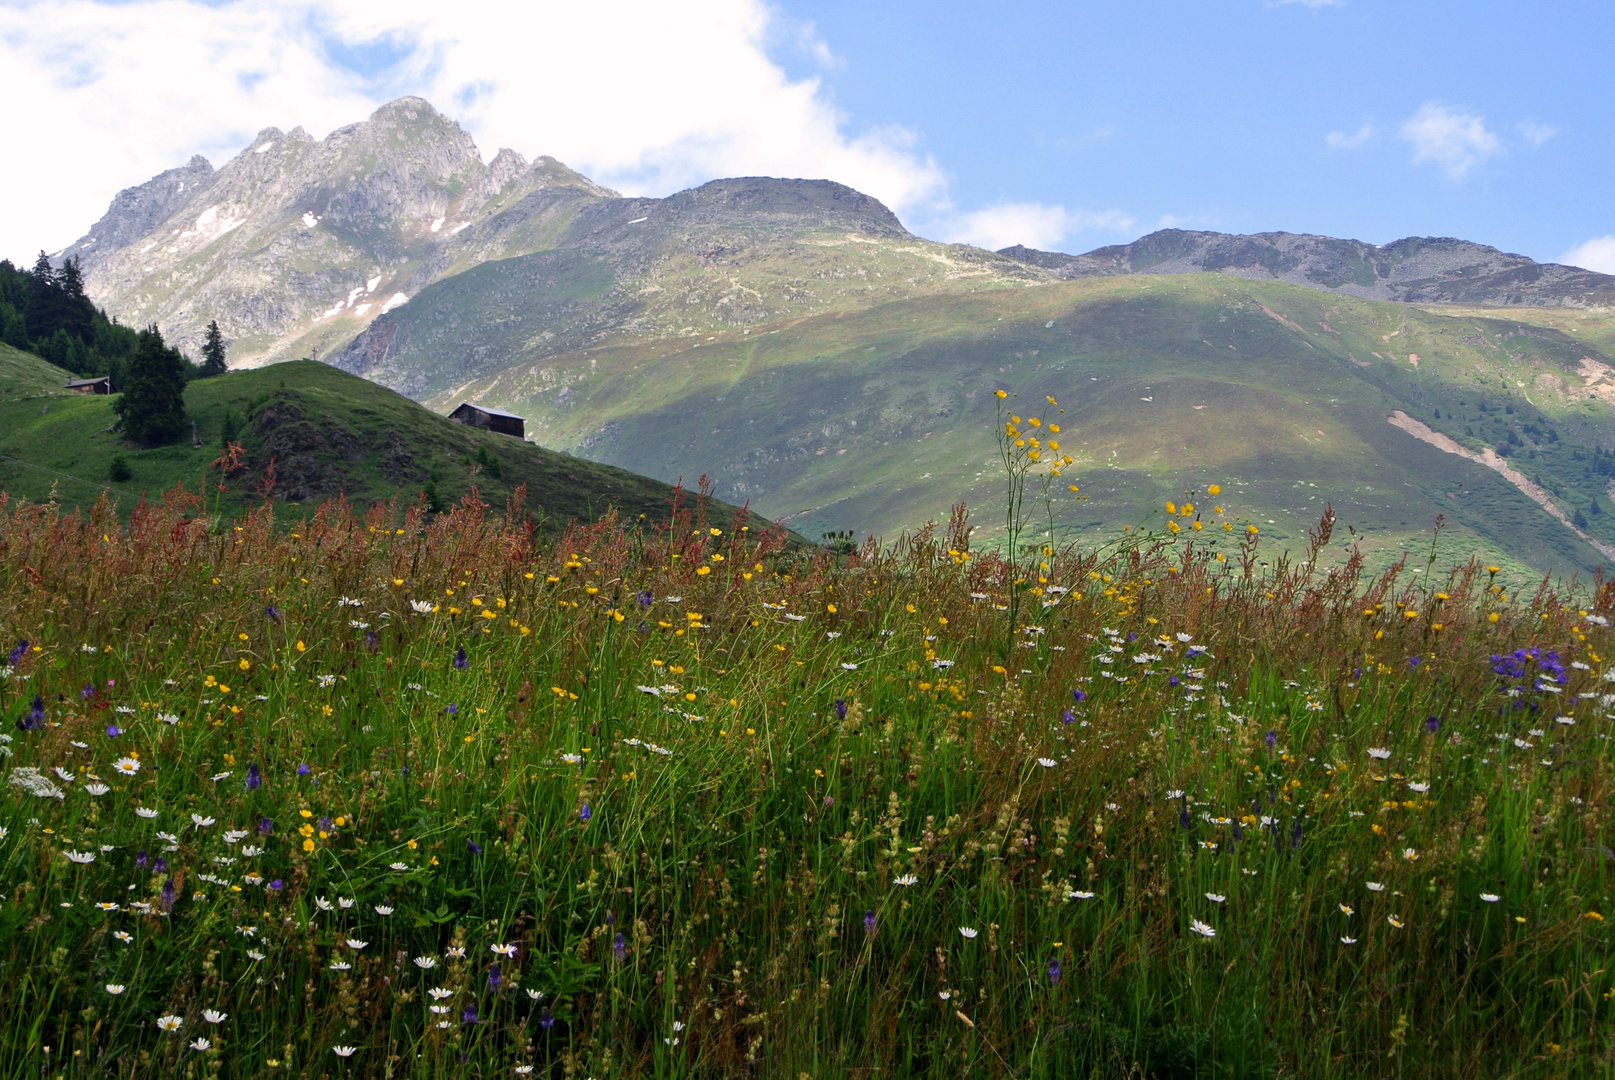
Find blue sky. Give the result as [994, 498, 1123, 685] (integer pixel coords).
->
[3, 0, 1611, 270]
[774, 0, 1612, 263]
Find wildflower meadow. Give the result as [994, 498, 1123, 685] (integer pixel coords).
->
[1, 393, 1613, 1079]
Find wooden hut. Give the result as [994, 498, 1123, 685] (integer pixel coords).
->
[65, 377, 112, 395]
[448, 402, 525, 439]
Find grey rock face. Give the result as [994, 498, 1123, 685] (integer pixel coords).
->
[75, 97, 615, 365]
[58, 155, 215, 272]
[998, 230, 1615, 308]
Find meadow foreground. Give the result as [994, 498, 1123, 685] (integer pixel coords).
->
[0, 481, 1611, 1079]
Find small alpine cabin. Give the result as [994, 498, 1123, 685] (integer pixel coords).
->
[65, 377, 112, 395]
[449, 402, 526, 439]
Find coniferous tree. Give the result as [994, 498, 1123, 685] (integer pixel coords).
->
[116, 325, 187, 445]
[199, 320, 228, 377]
[57, 257, 85, 299]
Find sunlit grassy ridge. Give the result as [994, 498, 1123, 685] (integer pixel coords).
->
[428, 275, 1615, 579]
[0, 359, 777, 536]
[2, 476, 1614, 1078]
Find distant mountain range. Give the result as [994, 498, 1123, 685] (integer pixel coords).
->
[39, 96, 1615, 577]
[997, 230, 1615, 308]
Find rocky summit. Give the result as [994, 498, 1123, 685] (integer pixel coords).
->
[998, 229, 1615, 308]
[62, 97, 614, 366]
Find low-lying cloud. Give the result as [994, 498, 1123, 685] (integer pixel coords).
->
[938, 203, 1135, 254]
[1559, 236, 1615, 275]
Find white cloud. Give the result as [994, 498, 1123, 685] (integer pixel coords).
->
[1517, 120, 1557, 147]
[1398, 102, 1501, 179]
[938, 202, 1135, 253]
[0, 0, 947, 262]
[1325, 124, 1374, 150]
[1558, 236, 1615, 275]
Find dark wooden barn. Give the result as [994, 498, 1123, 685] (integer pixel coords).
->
[448, 402, 526, 439]
[65, 377, 112, 395]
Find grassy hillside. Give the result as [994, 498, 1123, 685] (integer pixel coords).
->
[1431, 303, 1615, 370]
[334, 178, 1040, 400]
[0, 358, 782, 535]
[0, 341, 76, 397]
[427, 275, 1615, 579]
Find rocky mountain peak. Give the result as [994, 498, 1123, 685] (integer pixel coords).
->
[663, 177, 910, 238]
[57, 154, 216, 272]
[68, 97, 615, 366]
[997, 228, 1615, 308]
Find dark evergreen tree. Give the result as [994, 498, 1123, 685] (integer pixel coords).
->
[116, 325, 187, 446]
[1574, 508, 1590, 530]
[57, 257, 85, 299]
[199, 320, 228, 376]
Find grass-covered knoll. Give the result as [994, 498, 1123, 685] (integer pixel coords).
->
[0, 358, 778, 534]
[0, 473, 1612, 1077]
[0, 341, 75, 397]
[435, 274, 1615, 579]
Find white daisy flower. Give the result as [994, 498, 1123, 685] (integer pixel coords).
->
[958, 926, 978, 939]
[1189, 919, 1215, 938]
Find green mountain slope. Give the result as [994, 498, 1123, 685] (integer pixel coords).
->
[0, 358, 781, 534]
[334, 176, 1039, 400]
[420, 274, 1615, 577]
[0, 341, 76, 397]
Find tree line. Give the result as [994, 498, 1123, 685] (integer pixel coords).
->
[2, 252, 230, 444]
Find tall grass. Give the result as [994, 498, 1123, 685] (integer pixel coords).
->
[0, 470, 1612, 1078]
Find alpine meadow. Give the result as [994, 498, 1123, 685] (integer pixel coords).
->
[3, 27, 1615, 1078]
